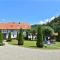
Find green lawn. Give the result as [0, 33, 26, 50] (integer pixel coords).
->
[8, 40, 36, 48]
[8, 40, 60, 49]
[23, 40, 36, 48]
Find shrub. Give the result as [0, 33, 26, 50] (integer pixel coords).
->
[56, 26, 60, 41]
[57, 32, 60, 41]
[36, 26, 43, 48]
[18, 29, 24, 45]
[16, 32, 19, 40]
[7, 32, 12, 42]
[0, 30, 3, 45]
[25, 31, 29, 40]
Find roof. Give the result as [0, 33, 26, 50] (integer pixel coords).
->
[0, 22, 31, 30]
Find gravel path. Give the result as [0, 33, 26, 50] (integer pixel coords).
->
[0, 41, 60, 60]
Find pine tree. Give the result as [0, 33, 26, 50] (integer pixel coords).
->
[36, 26, 43, 48]
[18, 29, 24, 45]
[7, 32, 12, 42]
[0, 30, 3, 45]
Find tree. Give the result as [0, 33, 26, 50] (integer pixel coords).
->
[16, 32, 19, 40]
[42, 26, 54, 39]
[46, 15, 60, 32]
[25, 31, 29, 40]
[31, 30, 37, 40]
[36, 26, 43, 48]
[7, 32, 12, 42]
[18, 29, 24, 45]
[43, 26, 54, 35]
[56, 26, 60, 41]
[0, 30, 3, 45]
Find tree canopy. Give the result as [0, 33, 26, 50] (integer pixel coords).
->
[47, 15, 60, 32]
[42, 26, 54, 36]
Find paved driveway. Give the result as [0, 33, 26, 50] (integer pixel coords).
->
[0, 42, 60, 60]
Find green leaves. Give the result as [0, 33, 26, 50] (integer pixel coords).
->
[0, 30, 3, 45]
[42, 26, 54, 36]
[7, 32, 12, 42]
[36, 26, 43, 48]
[18, 29, 24, 45]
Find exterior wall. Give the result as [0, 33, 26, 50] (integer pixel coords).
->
[11, 31, 17, 39]
[2, 30, 17, 39]
[1, 30, 26, 39]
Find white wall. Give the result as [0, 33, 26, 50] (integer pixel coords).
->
[11, 30, 17, 38]
[2, 30, 26, 39]
[2, 30, 17, 39]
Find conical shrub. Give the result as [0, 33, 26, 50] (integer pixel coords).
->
[0, 30, 3, 45]
[36, 26, 43, 48]
[18, 29, 24, 45]
[7, 32, 12, 42]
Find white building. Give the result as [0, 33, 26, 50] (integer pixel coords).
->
[0, 22, 31, 39]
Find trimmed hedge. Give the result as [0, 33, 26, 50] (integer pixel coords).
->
[0, 30, 3, 46]
[7, 32, 12, 42]
[36, 26, 43, 48]
[18, 29, 24, 45]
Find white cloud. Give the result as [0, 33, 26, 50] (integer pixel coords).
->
[50, 16, 55, 20]
[39, 19, 49, 24]
[38, 16, 55, 24]
[39, 21, 44, 24]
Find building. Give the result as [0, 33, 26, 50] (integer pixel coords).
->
[0, 22, 31, 39]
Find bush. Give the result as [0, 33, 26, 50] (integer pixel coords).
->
[16, 32, 19, 40]
[56, 26, 60, 41]
[7, 32, 12, 42]
[0, 30, 3, 46]
[36, 26, 43, 48]
[18, 29, 24, 45]
[57, 31, 60, 42]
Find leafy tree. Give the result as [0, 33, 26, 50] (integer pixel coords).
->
[41, 26, 54, 41]
[56, 26, 60, 41]
[18, 29, 24, 45]
[46, 15, 60, 32]
[45, 15, 60, 41]
[0, 30, 3, 45]
[25, 30, 30, 40]
[42, 26, 54, 37]
[31, 24, 40, 32]
[7, 32, 12, 42]
[36, 26, 43, 48]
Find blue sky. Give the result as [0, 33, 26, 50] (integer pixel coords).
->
[0, 0, 60, 24]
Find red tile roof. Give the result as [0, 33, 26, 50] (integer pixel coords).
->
[0, 22, 31, 30]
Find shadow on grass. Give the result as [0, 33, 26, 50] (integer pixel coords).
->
[29, 46, 37, 48]
[25, 40, 36, 41]
[12, 44, 18, 45]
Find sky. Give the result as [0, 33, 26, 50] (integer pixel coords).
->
[0, 0, 60, 24]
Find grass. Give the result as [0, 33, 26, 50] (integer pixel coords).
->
[44, 42, 60, 49]
[23, 40, 36, 48]
[8, 40, 36, 47]
[8, 40, 60, 49]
